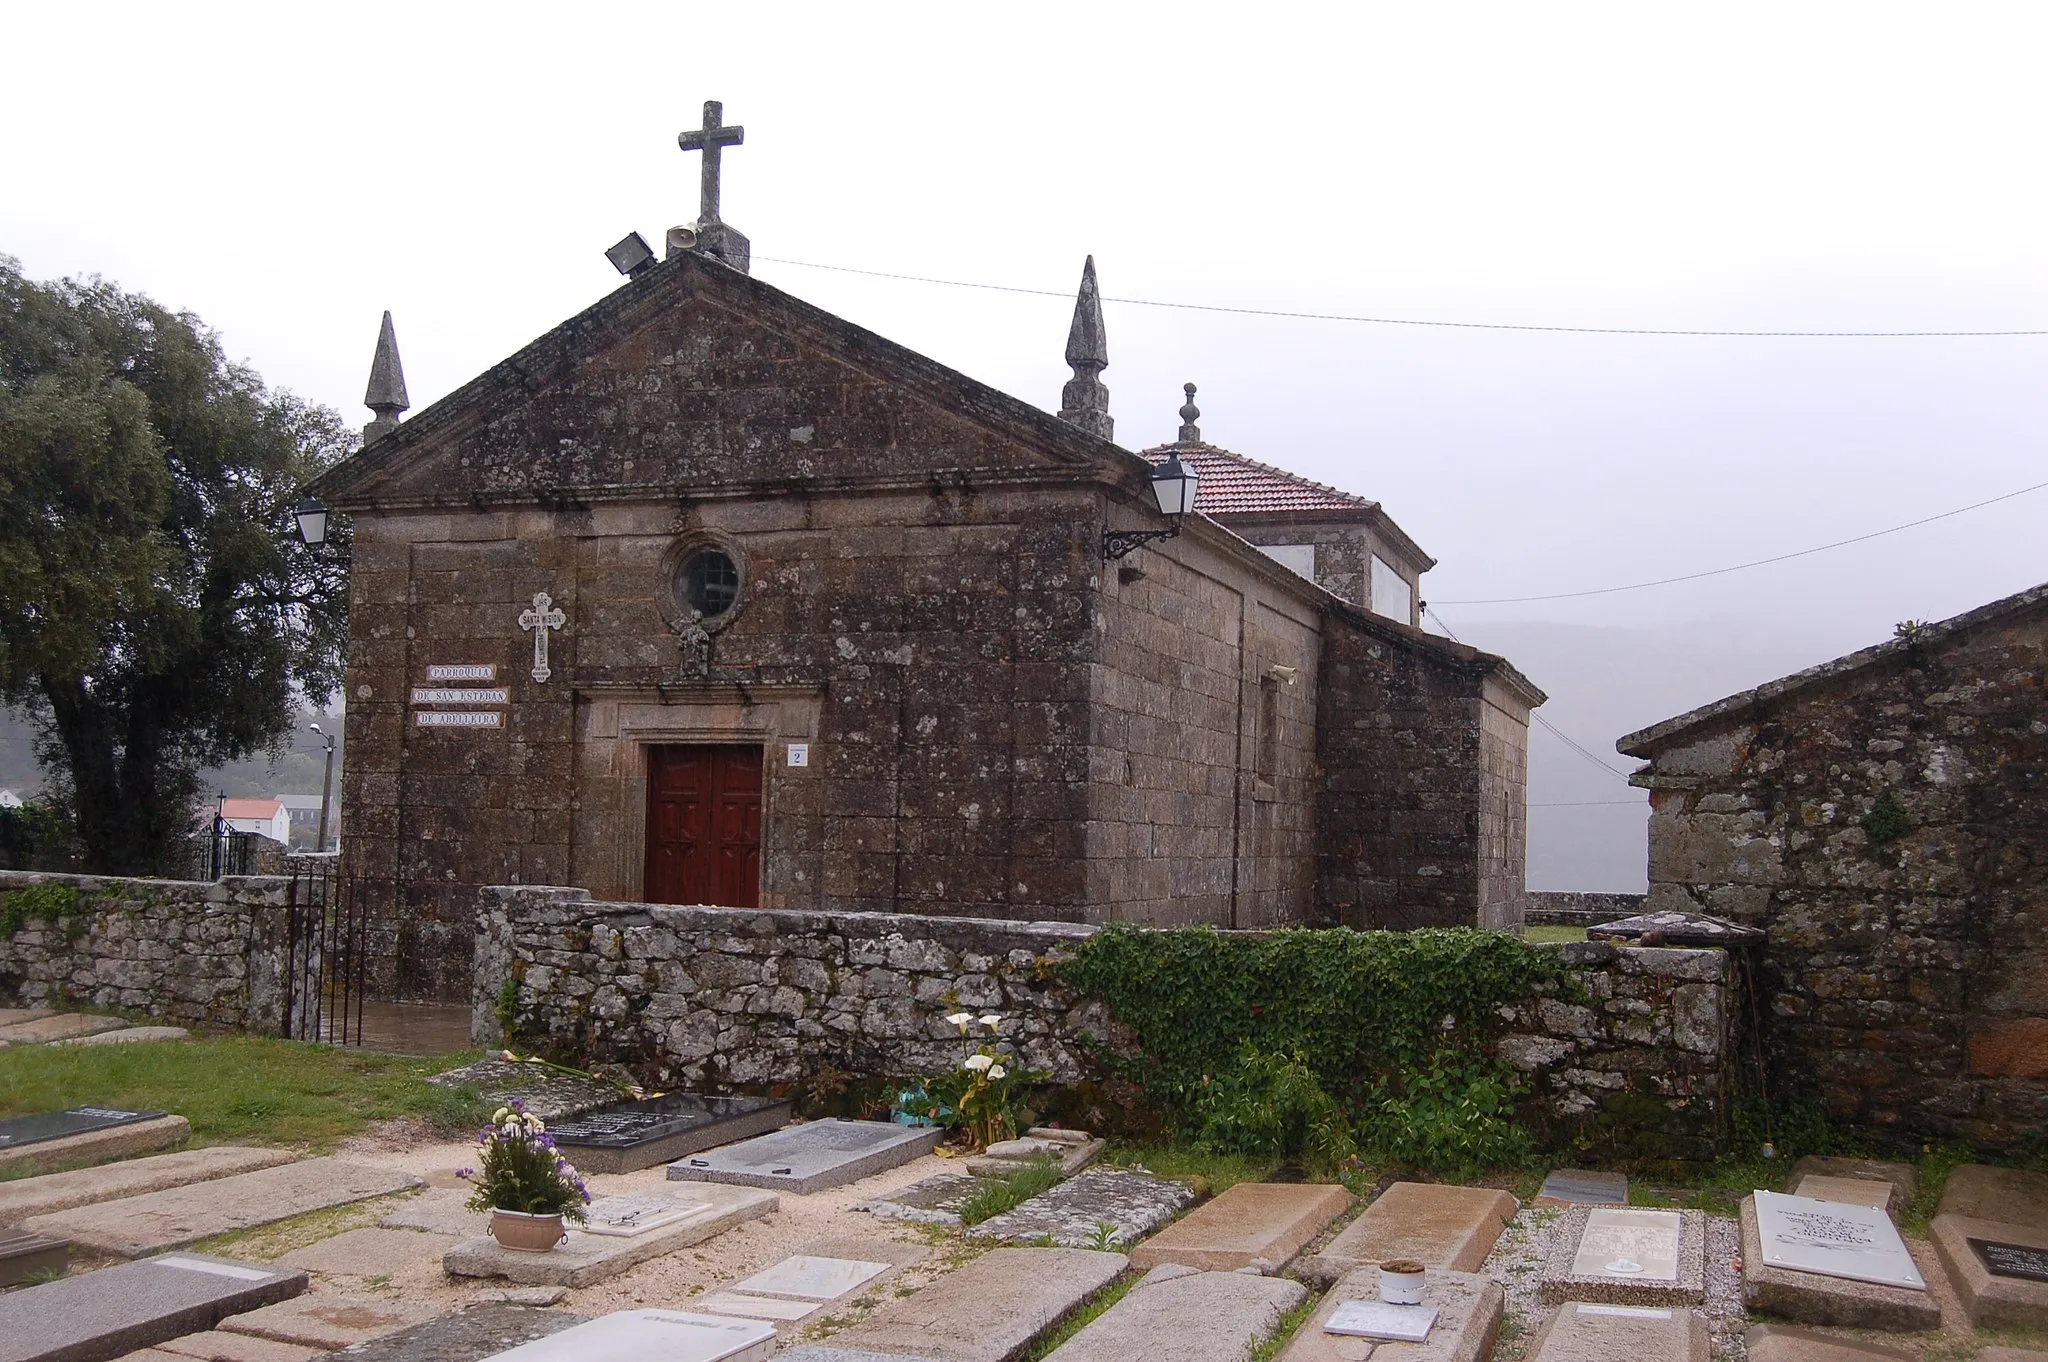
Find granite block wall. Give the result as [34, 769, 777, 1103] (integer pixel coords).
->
[480, 886, 1731, 1158]
[1315, 609, 1540, 931]
[1622, 590, 2048, 1149]
[0, 871, 303, 1033]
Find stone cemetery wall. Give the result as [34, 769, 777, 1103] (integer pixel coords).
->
[1314, 608, 1541, 933]
[0, 871, 299, 1031]
[1620, 586, 2048, 1149]
[1497, 938, 1736, 1162]
[1525, 891, 1647, 927]
[483, 887, 1734, 1157]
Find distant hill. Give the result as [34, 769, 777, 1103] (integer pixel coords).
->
[0, 706, 342, 804]
[1454, 617, 1874, 892]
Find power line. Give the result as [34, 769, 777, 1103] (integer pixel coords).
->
[758, 254, 2048, 338]
[1425, 606, 1636, 781]
[1433, 476, 2048, 605]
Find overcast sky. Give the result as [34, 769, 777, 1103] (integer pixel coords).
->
[8, 3, 2046, 887]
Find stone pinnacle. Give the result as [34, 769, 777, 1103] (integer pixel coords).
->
[363, 311, 409, 442]
[1177, 383, 1201, 443]
[1056, 256, 1112, 441]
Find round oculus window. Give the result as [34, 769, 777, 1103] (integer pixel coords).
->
[680, 546, 740, 620]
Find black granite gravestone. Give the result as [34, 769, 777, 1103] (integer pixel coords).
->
[0, 1107, 164, 1151]
[1971, 1238, 2048, 1284]
[548, 1095, 791, 1174]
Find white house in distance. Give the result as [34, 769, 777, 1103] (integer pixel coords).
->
[219, 798, 290, 845]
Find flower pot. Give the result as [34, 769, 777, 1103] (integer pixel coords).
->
[489, 1209, 567, 1253]
[1378, 1259, 1426, 1305]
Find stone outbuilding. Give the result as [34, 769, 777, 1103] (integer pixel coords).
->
[1618, 582, 2048, 1147]
[310, 236, 1541, 998]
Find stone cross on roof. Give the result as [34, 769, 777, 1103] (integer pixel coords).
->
[677, 100, 751, 273]
[678, 100, 744, 226]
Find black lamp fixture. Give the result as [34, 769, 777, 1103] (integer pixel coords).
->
[293, 496, 329, 547]
[1102, 452, 1200, 561]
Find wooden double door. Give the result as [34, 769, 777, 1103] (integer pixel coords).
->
[644, 744, 762, 907]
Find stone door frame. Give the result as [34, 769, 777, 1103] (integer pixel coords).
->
[572, 682, 822, 905]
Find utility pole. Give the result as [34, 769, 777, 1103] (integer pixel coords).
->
[310, 723, 337, 853]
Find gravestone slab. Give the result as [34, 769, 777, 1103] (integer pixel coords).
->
[580, 1193, 719, 1238]
[1299, 1183, 1518, 1285]
[1738, 1195, 1941, 1331]
[380, 1188, 488, 1238]
[0, 1111, 189, 1177]
[964, 1137, 1104, 1180]
[1939, 1165, 2048, 1229]
[218, 1294, 444, 1351]
[857, 1173, 985, 1226]
[0, 1147, 296, 1223]
[1280, 1268, 1501, 1362]
[1787, 1158, 1917, 1211]
[1743, 1323, 1915, 1361]
[1750, 1191, 1924, 1289]
[314, 1307, 587, 1362]
[25, 1158, 423, 1257]
[1539, 1169, 1628, 1205]
[1041, 1269, 1304, 1362]
[0, 1252, 306, 1362]
[0, 1228, 67, 1287]
[728, 1254, 892, 1301]
[278, 1227, 459, 1276]
[1792, 1176, 1894, 1211]
[426, 1060, 619, 1122]
[1930, 1213, 2048, 1331]
[1980, 1350, 2048, 1362]
[1527, 1303, 1709, 1362]
[52, 1028, 191, 1048]
[667, 1119, 943, 1195]
[0, 1008, 54, 1027]
[545, 1095, 791, 1175]
[443, 1183, 778, 1288]
[154, 1330, 322, 1362]
[693, 1294, 823, 1322]
[476, 1311, 776, 1362]
[1538, 1207, 1706, 1306]
[972, 1167, 1194, 1248]
[0, 1013, 127, 1045]
[827, 1247, 1127, 1362]
[1129, 1181, 1351, 1273]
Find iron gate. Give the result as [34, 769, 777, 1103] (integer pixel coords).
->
[282, 863, 378, 1045]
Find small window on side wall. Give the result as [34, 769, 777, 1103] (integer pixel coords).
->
[681, 546, 741, 621]
[1371, 555, 1413, 622]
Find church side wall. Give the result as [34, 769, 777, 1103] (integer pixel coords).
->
[1313, 613, 1494, 928]
[1634, 606, 2048, 1149]
[1083, 531, 1321, 927]
[1477, 676, 1533, 931]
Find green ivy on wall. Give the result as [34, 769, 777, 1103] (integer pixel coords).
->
[1060, 924, 1563, 1171]
[0, 883, 81, 938]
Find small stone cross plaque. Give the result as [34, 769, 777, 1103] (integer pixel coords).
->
[518, 592, 566, 683]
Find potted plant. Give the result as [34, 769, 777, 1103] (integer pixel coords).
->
[459, 1100, 590, 1252]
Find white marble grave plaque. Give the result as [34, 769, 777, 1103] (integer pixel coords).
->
[481, 1309, 776, 1362]
[728, 1254, 891, 1301]
[1323, 1300, 1438, 1342]
[1575, 1304, 1673, 1320]
[580, 1194, 706, 1238]
[1752, 1189, 1927, 1290]
[1571, 1207, 1682, 1281]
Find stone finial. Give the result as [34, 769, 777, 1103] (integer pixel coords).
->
[1177, 383, 1201, 443]
[363, 311, 409, 443]
[1056, 256, 1113, 441]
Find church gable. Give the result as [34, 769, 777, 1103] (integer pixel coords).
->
[316, 255, 1112, 508]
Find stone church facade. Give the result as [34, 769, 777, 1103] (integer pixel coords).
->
[312, 244, 1541, 998]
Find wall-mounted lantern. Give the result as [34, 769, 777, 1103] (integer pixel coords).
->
[1102, 452, 1200, 562]
[293, 496, 329, 548]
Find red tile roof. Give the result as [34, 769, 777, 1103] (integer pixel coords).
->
[1139, 442, 1377, 517]
[220, 799, 284, 821]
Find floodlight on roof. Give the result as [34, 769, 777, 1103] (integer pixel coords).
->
[606, 232, 658, 278]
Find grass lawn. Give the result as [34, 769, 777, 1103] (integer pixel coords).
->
[0, 1036, 487, 1151]
[1522, 924, 1588, 944]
